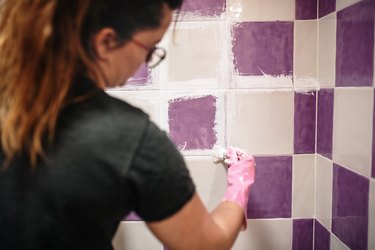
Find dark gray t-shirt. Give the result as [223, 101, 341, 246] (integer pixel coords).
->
[0, 77, 195, 250]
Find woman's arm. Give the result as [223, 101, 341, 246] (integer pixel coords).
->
[147, 194, 244, 250]
[148, 147, 255, 250]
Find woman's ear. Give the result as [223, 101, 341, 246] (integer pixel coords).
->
[92, 28, 119, 60]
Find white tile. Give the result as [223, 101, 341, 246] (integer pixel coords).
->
[315, 155, 333, 230]
[234, 0, 295, 21]
[292, 155, 315, 218]
[227, 90, 294, 155]
[106, 90, 161, 127]
[112, 222, 163, 250]
[294, 21, 318, 90]
[333, 88, 374, 177]
[318, 13, 336, 88]
[158, 22, 228, 89]
[336, 0, 362, 11]
[184, 156, 227, 211]
[232, 219, 292, 250]
[331, 233, 350, 250]
[369, 180, 375, 250]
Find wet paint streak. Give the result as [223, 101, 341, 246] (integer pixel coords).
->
[168, 95, 217, 151]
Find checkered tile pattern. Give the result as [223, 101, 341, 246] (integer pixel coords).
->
[109, 0, 375, 249]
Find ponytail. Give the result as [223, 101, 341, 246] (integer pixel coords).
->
[0, 0, 96, 168]
[0, 0, 184, 168]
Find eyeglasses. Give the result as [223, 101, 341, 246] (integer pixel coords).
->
[131, 39, 166, 68]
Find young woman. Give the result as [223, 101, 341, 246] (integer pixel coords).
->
[0, 1, 255, 249]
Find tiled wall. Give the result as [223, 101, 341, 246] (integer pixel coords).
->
[109, 0, 375, 249]
[315, 1, 375, 250]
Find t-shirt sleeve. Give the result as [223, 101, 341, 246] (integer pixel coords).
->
[127, 121, 195, 222]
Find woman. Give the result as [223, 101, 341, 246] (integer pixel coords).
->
[0, 1, 255, 249]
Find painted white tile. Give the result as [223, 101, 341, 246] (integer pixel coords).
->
[336, 0, 362, 11]
[331, 233, 350, 250]
[112, 222, 163, 250]
[232, 0, 295, 21]
[315, 155, 333, 230]
[233, 75, 294, 90]
[294, 21, 318, 90]
[333, 88, 373, 177]
[369, 180, 375, 250]
[107, 90, 161, 127]
[318, 13, 336, 88]
[184, 156, 227, 211]
[158, 22, 228, 89]
[232, 219, 292, 250]
[292, 155, 315, 218]
[227, 90, 294, 155]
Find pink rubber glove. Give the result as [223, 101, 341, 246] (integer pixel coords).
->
[222, 147, 255, 230]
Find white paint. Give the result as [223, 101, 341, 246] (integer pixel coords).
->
[238, 0, 295, 21]
[107, 90, 161, 127]
[292, 155, 315, 218]
[233, 74, 294, 89]
[294, 20, 318, 90]
[184, 156, 227, 211]
[232, 219, 292, 250]
[333, 87, 373, 178]
[315, 155, 333, 230]
[227, 89, 294, 155]
[156, 21, 229, 90]
[227, 0, 243, 20]
[318, 12, 336, 88]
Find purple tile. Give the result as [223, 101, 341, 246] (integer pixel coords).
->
[293, 219, 314, 250]
[296, 0, 318, 20]
[168, 95, 217, 151]
[336, 1, 375, 87]
[373, 88, 375, 178]
[127, 64, 150, 86]
[181, 0, 226, 16]
[332, 164, 369, 250]
[314, 220, 330, 250]
[232, 22, 294, 77]
[294, 91, 316, 154]
[247, 156, 292, 219]
[319, 0, 335, 18]
[124, 211, 142, 221]
[317, 89, 334, 159]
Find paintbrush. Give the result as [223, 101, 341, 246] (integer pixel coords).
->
[211, 146, 227, 164]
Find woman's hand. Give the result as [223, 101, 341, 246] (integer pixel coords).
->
[222, 147, 256, 229]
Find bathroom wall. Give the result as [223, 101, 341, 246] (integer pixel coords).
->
[315, 0, 375, 250]
[109, 0, 374, 249]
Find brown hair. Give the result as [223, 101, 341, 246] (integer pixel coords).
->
[0, 1, 96, 167]
[0, 0, 183, 168]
